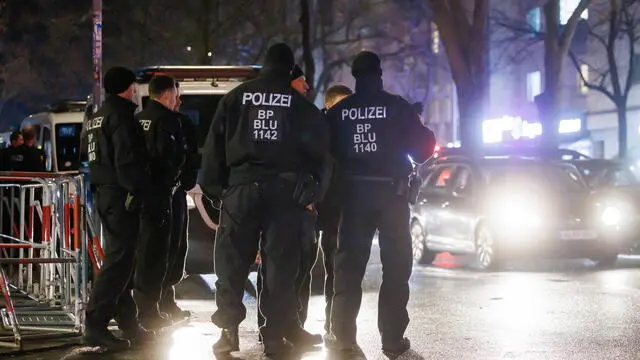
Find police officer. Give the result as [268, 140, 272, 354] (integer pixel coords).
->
[317, 84, 352, 334]
[200, 43, 329, 358]
[19, 128, 46, 172]
[255, 65, 322, 338]
[134, 75, 185, 329]
[84, 66, 154, 351]
[291, 65, 310, 97]
[1, 131, 24, 171]
[324, 51, 436, 357]
[159, 82, 199, 321]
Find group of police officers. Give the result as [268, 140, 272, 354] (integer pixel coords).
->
[83, 42, 435, 359]
[84, 67, 198, 350]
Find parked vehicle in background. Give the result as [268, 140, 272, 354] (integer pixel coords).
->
[20, 100, 86, 173]
[411, 150, 627, 270]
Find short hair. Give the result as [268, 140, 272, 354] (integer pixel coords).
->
[22, 128, 36, 141]
[148, 75, 177, 98]
[10, 131, 22, 142]
[325, 84, 353, 105]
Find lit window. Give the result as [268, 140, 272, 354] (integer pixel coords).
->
[560, 0, 588, 25]
[431, 23, 440, 54]
[527, 7, 541, 33]
[578, 64, 589, 94]
[526, 71, 542, 102]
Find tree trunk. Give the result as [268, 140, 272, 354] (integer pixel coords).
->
[617, 101, 628, 159]
[299, 0, 315, 100]
[457, 84, 484, 151]
[539, 43, 563, 147]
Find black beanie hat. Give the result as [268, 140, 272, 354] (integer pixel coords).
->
[291, 65, 304, 80]
[264, 43, 295, 73]
[103, 66, 136, 95]
[351, 51, 382, 77]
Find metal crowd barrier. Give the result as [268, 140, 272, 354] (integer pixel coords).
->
[0, 171, 102, 351]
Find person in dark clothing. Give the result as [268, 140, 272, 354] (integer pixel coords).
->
[5, 128, 46, 172]
[291, 65, 310, 97]
[159, 82, 199, 321]
[0, 131, 23, 171]
[134, 75, 185, 329]
[84, 66, 155, 351]
[255, 64, 321, 337]
[20, 129, 46, 171]
[200, 43, 329, 358]
[316, 84, 352, 334]
[324, 51, 436, 358]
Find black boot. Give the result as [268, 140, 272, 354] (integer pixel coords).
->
[324, 333, 362, 355]
[262, 338, 294, 359]
[83, 327, 131, 352]
[287, 327, 322, 349]
[213, 328, 240, 355]
[139, 311, 173, 330]
[382, 337, 411, 358]
[121, 326, 157, 347]
[160, 301, 192, 322]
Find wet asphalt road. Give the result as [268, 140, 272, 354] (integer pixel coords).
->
[8, 247, 640, 360]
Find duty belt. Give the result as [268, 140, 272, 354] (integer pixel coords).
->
[346, 175, 395, 183]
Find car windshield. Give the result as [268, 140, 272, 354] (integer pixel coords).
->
[482, 162, 587, 193]
[55, 123, 83, 171]
[142, 94, 224, 148]
[572, 162, 639, 188]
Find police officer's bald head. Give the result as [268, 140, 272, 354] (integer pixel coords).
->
[264, 43, 295, 73]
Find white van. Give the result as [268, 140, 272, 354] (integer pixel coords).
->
[21, 101, 87, 173]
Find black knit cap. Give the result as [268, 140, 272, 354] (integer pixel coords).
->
[291, 65, 304, 80]
[103, 66, 136, 95]
[351, 51, 382, 77]
[264, 43, 295, 73]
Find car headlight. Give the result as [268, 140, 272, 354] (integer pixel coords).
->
[601, 206, 622, 226]
[489, 193, 544, 233]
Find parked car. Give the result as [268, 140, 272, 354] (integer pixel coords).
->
[410, 152, 627, 270]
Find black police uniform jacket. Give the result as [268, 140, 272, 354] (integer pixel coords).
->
[325, 81, 436, 180]
[177, 113, 200, 191]
[86, 95, 151, 197]
[199, 68, 329, 199]
[2, 144, 46, 172]
[135, 100, 186, 191]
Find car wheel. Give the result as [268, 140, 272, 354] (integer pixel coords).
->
[590, 252, 618, 268]
[411, 221, 437, 265]
[475, 224, 500, 270]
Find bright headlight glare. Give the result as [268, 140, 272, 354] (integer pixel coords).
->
[601, 206, 622, 226]
[489, 194, 544, 231]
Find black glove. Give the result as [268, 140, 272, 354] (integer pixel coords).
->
[293, 174, 320, 208]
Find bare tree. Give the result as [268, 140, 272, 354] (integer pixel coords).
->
[569, 0, 639, 158]
[425, 0, 490, 149]
[493, 0, 592, 146]
[538, 0, 592, 146]
[300, 0, 316, 99]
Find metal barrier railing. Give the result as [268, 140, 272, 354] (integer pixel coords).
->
[0, 172, 99, 351]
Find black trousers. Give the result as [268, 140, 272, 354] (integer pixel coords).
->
[211, 178, 304, 341]
[256, 211, 318, 331]
[85, 187, 139, 331]
[330, 181, 412, 348]
[134, 190, 172, 318]
[160, 189, 189, 310]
